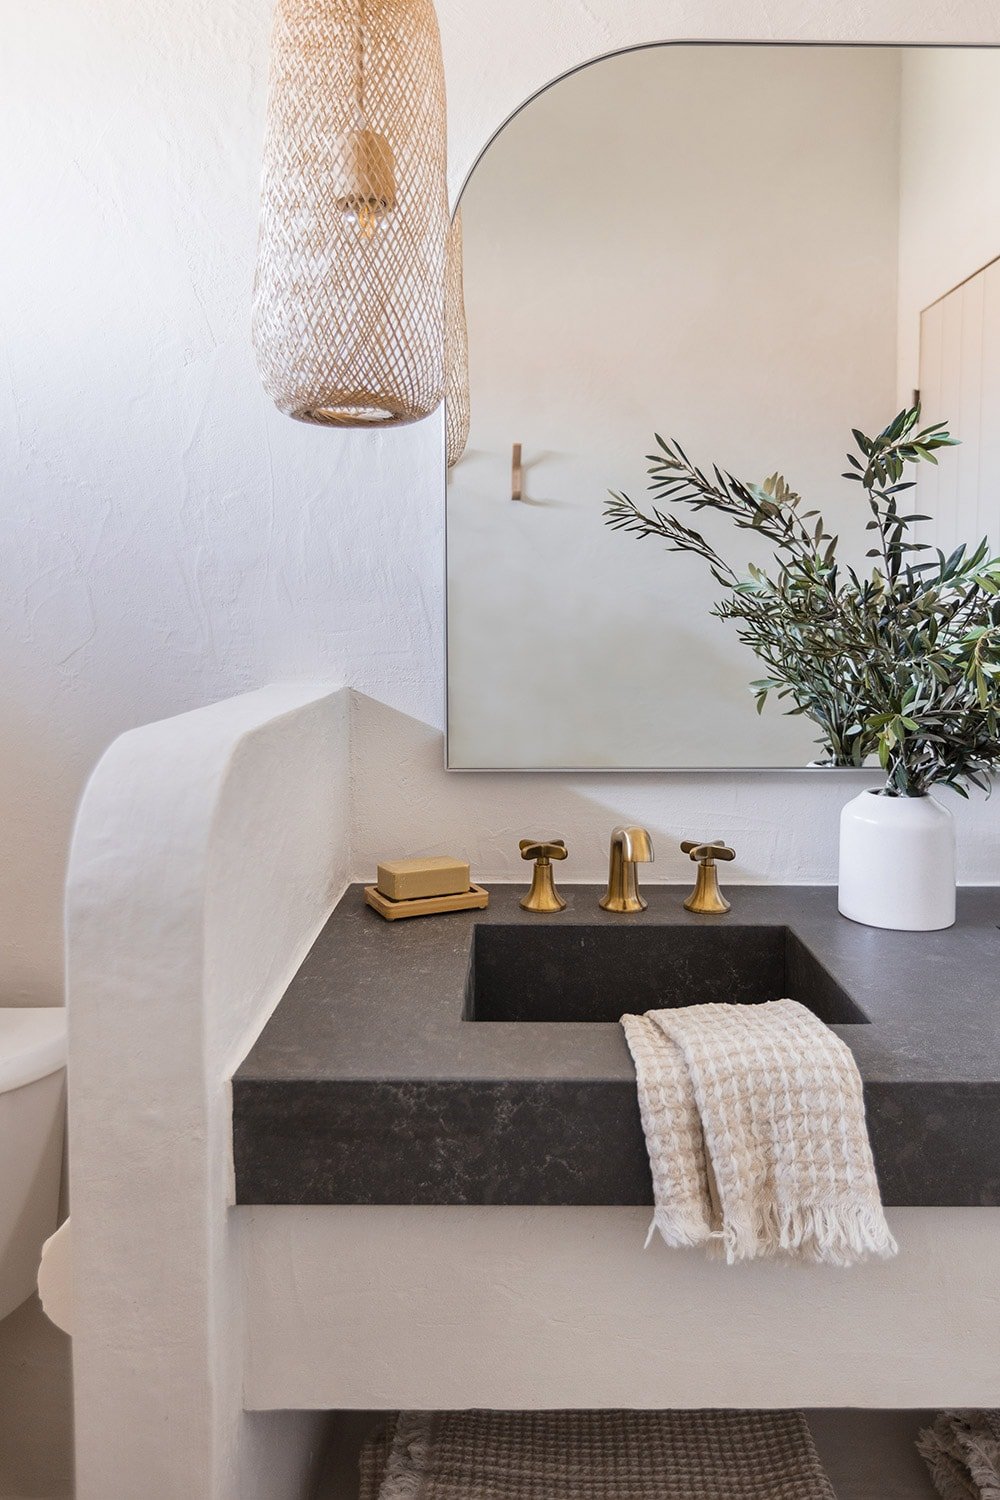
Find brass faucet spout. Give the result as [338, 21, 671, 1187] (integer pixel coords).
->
[600, 825, 654, 913]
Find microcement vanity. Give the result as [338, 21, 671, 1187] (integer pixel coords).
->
[233, 885, 1000, 1208]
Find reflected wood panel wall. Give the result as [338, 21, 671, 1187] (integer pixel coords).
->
[918, 255, 1000, 555]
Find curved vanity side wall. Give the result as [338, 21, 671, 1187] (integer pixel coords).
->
[66, 683, 348, 1500]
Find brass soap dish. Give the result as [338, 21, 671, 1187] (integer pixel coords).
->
[364, 883, 489, 921]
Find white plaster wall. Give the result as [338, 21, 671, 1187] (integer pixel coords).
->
[897, 47, 1000, 396]
[66, 683, 348, 1500]
[3, 7, 1000, 1021]
[448, 45, 900, 770]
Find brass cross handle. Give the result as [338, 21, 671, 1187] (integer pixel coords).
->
[680, 840, 735, 915]
[519, 838, 568, 913]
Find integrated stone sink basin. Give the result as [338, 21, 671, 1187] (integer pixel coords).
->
[466, 923, 870, 1026]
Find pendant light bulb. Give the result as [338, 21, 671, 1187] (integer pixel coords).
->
[332, 126, 397, 238]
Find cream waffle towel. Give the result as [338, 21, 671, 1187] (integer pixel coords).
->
[918, 1411, 1000, 1499]
[621, 998, 897, 1266]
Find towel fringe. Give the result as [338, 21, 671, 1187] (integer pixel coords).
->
[717, 1199, 898, 1266]
[378, 1411, 435, 1500]
[645, 1205, 714, 1251]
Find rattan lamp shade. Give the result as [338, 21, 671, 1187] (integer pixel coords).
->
[252, 0, 449, 426]
[444, 208, 470, 467]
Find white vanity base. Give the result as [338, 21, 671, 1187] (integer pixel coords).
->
[243, 1204, 1000, 1412]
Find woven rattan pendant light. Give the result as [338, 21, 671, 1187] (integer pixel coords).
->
[444, 208, 470, 467]
[252, 0, 449, 426]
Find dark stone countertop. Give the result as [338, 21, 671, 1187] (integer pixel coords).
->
[233, 884, 1000, 1207]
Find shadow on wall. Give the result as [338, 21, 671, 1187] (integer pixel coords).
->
[346, 692, 877, 886]
[0, 1294, 73, 1499]
[0, 694, 83, 1010]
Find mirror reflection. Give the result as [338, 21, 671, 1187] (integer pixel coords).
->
[446, 44, 1000, 769]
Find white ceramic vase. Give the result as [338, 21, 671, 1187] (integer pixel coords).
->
[838, 789, 956, 931]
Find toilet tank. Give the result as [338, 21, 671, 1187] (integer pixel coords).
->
[0, 1009, 67, 1322]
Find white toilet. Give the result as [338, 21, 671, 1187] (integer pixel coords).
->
[0, 1007, 67, 1321]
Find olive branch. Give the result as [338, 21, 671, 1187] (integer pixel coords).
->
[604, 408, 1000, 795]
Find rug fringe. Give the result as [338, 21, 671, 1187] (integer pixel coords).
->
[377, 1410, 435, 1500]
[917, 1411, 1000, 1500]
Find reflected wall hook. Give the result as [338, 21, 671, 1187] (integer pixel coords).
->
[511, 442, 523, 502]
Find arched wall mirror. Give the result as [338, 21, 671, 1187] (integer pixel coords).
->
[445, 43, 1000, 770]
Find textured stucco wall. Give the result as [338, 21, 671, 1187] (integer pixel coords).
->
[3, 2, 1000, 1013]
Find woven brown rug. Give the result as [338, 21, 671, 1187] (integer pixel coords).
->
[359, 1409, 838, 1499]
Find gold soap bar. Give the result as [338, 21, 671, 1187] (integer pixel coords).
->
[376, 855, 471, 902]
